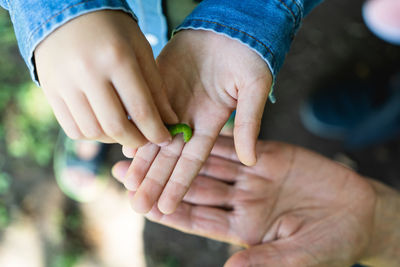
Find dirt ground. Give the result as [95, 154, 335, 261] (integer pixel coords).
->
[0, 0, 399, 266]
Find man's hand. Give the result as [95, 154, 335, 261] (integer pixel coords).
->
[122, 30, 273, 214]
[35, 10, 178, 148]
[114, 136, 386, 266]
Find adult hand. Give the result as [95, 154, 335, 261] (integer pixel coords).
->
[35, 10, 178, 148]
[114, 136, 380, 266]
[122, 30, 272, 214]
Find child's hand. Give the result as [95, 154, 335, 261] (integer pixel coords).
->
[35, 10, 178, 148]
[122, 30, 273, 215]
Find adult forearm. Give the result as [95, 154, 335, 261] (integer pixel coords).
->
[361, 179, 400, 267]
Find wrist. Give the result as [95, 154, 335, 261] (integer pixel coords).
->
[360, 179, 400, 267]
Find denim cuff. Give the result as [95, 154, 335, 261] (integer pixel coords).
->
[174, 0, 305, 103]
[6, 0, 137, 85]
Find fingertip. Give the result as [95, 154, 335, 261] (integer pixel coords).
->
[122, 146, 137, 158]
[130, 191, 152, 214]
[234, 133, 257, 166]
[123, 175, 140, 191]
[158, 183, 183, 215]
[123, 135, 148, 152]
[240, 154, 257, 166]
[157, 198, 176, 215]
[158, 135, 172, 147]
[237, 150, 257, 166]
[123, 168, 141, 191]
[153, 126, 173, 146]
[111, 161, 130, 182]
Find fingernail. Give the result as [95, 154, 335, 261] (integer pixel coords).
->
[158, 198, 175, 215]
[158, 140, 171, 147]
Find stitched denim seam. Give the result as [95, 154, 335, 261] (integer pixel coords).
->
[277, 0, 303, 30]
[27, 0, 96, 43]
[288, 0, 304, 28]
[188, 18, 275, 61]
[277, 0, 296, 24]
[291, 0, 303, 17]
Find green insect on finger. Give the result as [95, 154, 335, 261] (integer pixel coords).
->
[167, 123, 193, 143]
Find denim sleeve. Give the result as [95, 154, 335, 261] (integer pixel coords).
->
[2, 0, 137, 85]
[0, 0, 9, 10]
[175, 0, 324, 102]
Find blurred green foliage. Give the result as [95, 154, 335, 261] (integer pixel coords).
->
[0, 9, 58, 166]
[51, 202, 87, 267]
[0, 204, 9, 228]
[1, 9, 91, 267]
[163, 256, 180, 267]
[0, 172, 11, 195]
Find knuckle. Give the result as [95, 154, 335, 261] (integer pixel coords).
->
[132, 107, 152, 123]
[81, 126, 103, 140]
[125, 136, 147, 149]
[65, 130, 84, 140]
[103, 41, 129, 65]
[103, 120, 126, 139]
[103, 119, 148, 148]
[72, 55, 95, 75]
[61, 123, 84, 140]
[182, 151, 205, 165]
[234, 118, 260, 129]
[160, 147, 180, 159]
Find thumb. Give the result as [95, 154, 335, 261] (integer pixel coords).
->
[234, 83, 270, 166]
[224, 242, 307, 267]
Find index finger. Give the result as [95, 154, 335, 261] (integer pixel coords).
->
[111, 56, 172, 145]
[157, 128, 220, 214]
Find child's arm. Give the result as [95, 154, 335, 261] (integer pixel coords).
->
[2, 1, 178, 148]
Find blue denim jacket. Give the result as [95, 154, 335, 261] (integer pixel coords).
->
[1, 0, 323, 98]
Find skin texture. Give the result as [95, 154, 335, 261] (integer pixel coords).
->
[35, 11, 178, 148]
[113, 136, 400, 267]
[122, 29, 273, 215]
[167, 123, 193, 142]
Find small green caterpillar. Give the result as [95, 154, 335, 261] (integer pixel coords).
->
[167, 123, 193, 143]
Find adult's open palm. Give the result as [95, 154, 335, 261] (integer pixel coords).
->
[118, 136, 377, 266]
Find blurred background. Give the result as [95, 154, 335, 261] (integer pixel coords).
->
[0, 0, 399, 266]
